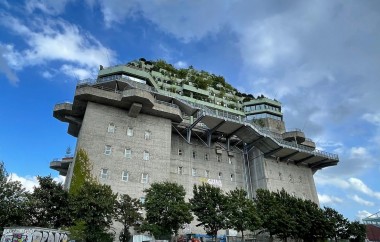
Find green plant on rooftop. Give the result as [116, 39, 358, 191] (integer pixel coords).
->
[130, 58, 279, 108]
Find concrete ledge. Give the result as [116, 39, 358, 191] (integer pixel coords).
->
[282, 130, 306, 143]
[128, 103, 143, 117]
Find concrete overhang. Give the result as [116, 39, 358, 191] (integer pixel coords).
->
[199, 112, 339, 169]
[282, 130, 306, 143]
[53, 103, 74, 122]
[54, 85, 183, 137]
[50, 158, 73, 176]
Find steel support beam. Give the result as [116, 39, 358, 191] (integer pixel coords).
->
[279, 151, 299, 162]
[227, 125, 245, 139]
[295, 155, 315, 165]
[186, 112, 205, 143]
[207, 120, 226, 147]
[309, 159, 329, 169]
[264, 148, 283, 158]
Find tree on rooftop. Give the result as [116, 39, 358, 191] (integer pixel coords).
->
[225, 188, 261, 241]
[114, 194, 143, 242]
[190, 183, 227, 241]
[141, 182, 193, 240]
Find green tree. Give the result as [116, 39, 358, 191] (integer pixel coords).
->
[141, 182, 193, 239]
[324, 207, 349, 241]
[0, 161, 27, 232]
[225, 188, 261, 241]
[70, 180, 117, 242]
[114, 194, 143, 242]
[190, 183, 227, 241]
[255, 189, 295, 242]
[297, 199, 329, 241]
[26, 176, 72, 228]
[347, 221, 366, 242]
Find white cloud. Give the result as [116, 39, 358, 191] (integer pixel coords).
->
[25, 0, 72, 15]
[348, 178, 380, 199]
[53, 175, 66, 184]
[8, 173, 39, 192]
[7, 173, 66, 192]
[174, 61, 188, 69]
[95, 0, 227, 42]
[350, 194, 375, 206]
[60, 64, 95, 80]
[0, 45, 19, 85]
[0, 13, 116, 82]
[315, 174, 350, 189]
[41, 70, 54, 79]
[318, 193, 343, 205]
[362, 113, 380, 126]
[349, 147, 369, 159]
[356, 210, 373, 221]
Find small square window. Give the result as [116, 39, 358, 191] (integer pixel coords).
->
[204, 153, 209, 161]
[230, 174, 234, 181]
[192, 168, 197, 177]
[192, 151, 196, 159]
[107, 123, 115, 133]
[100, 168, 109, 179]
[218, 172, 222, 179]
[178, 166, 183, 175]
[143, 151, 150, 160]
[124, 148, 132, 159]
[228, 157, 232, 164]
[141, 173, 148, 183]
[127, 127, 134, 136]
[122, 171, 129, 182]
[144, 131, 151, 140]
[178, 149, 182, 156]
[104, 145, 112, 155]
[217, 154, 221, 162]
[205, 170, 209, 178]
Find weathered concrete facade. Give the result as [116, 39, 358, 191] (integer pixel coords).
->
[51, 61, 339, 238]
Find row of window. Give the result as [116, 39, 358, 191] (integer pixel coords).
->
[100, 169, 149, 183]
[104, 145, 150, 160]
[178, 167, 234, 181]
[178, 149, 233, 164]
[104, 145, 233, 164]
[99, 168, 235, 182]
[244, 104, 281, 112]
[107, 123, 151, 140]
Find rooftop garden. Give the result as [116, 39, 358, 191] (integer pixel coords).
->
[127, 58, 273, 103]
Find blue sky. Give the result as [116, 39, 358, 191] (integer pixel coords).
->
[1, 0, 380, 221]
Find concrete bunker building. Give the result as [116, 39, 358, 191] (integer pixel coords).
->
[51, 58, 339, 231]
